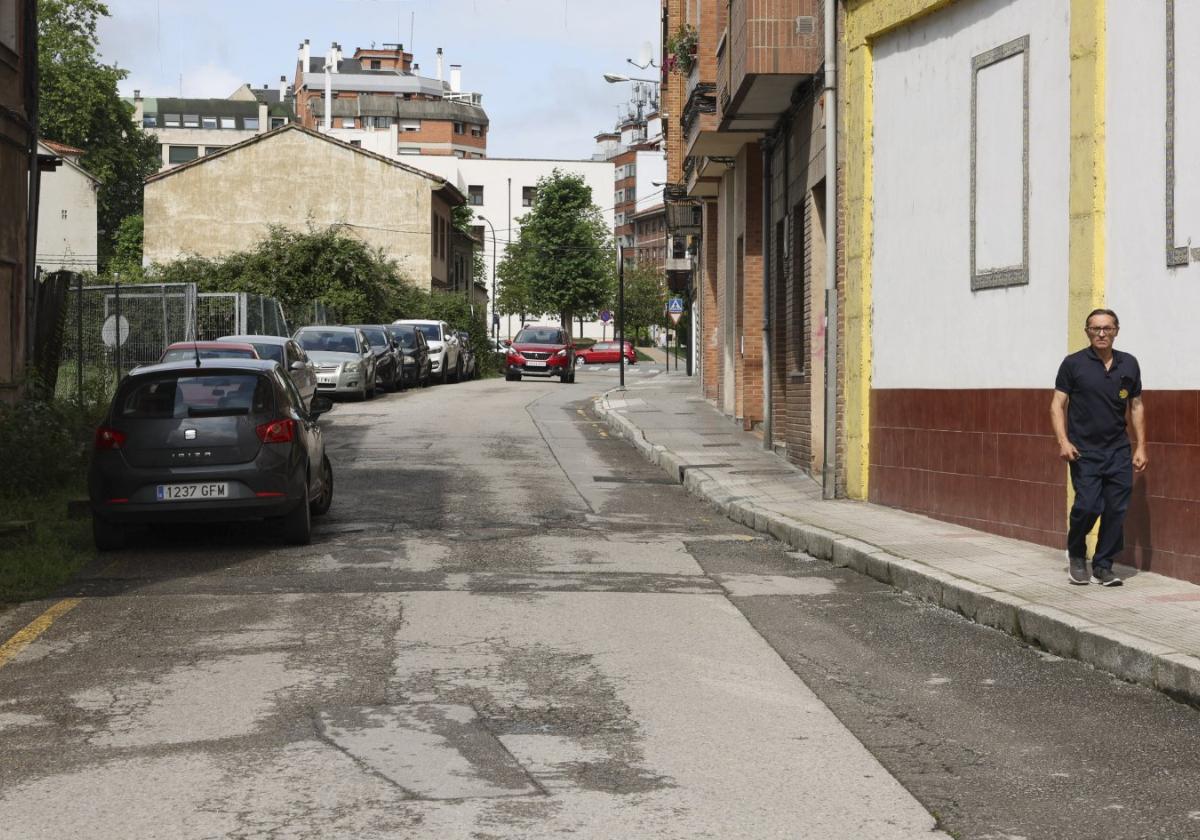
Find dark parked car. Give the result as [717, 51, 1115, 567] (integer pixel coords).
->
[218, 335, 317, 407]
[386, 323, 432, 388]
[347, 324, 401, 392]
[88, 359, 335, 550]
[504, 326, 575, 383]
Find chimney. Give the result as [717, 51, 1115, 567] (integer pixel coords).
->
[258, 101, 268, 133]
[300, 39, 310, 68]
[133, 90, 143, 125]
[436, 47, 444, 81]
[413, 62, 420, 73]
[279, 75, 288, 100]
[324, 47, 333, 131]
[450, 64, 462, 93]
[328, 42, 339, 73]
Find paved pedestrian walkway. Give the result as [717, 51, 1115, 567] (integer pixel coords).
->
[595, 372, 1200, 706]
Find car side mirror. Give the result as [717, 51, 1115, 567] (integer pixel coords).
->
[502, 339, 511, 347]
[309, 395, 335, 417]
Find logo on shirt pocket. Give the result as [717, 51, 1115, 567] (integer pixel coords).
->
[1119, 375, 1133, 401]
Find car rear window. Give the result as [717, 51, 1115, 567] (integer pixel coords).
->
[389, 327, 417, 348]
[296, 330, 359, 353]
[116, 374, 274, 419]
[515, 329, 564, 344]
[249, 343, 285, 364]
[161, 347, 255, 362]
[361, 328, 389, 348]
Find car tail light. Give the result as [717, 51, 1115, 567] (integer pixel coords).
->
[94, 426, 126, 450]
[256, 418, 296, 444]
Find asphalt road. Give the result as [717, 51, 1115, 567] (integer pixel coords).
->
[0, 370, 1197, 839]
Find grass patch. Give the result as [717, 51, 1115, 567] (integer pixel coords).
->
[0, 486, 94, 604]
[636, 349, 656, 362]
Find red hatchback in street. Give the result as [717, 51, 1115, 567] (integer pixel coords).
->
[504, 326, 576, 383]
[576, 340, 636, 366]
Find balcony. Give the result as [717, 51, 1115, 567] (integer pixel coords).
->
[718, 0, 822, 132]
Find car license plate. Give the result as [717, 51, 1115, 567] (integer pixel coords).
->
[156, 482, 229, 501]
[318, 376, 336, 384]
[526, 360, 546, 367]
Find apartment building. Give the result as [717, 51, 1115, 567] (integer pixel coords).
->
[663, 0, 829, 476]
[131, 82, 294, 172]
[35, 140, 99, 274]
[293, 40, 488, 159]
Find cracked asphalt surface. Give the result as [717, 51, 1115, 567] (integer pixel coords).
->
[0, 370, 1197, 839]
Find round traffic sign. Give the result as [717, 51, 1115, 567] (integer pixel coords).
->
[101, 314, 130, 348]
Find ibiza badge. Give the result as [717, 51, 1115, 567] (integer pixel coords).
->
[1118, 388, 1129, 400]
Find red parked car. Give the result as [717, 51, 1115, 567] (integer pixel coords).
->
[576, 340, 636, 366]
[504, 326, 576, 383]
[159, 341, 259, 363]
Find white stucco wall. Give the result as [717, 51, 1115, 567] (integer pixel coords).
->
[635, 150, 667, 214]
[413, 157, 615, 336]
[870, 0, 1069, 389]
[1107, 1, 1200, 388]
[36, 150, 98, 273]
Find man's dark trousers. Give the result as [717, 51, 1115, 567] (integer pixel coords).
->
[1067, 446, 1133, 571]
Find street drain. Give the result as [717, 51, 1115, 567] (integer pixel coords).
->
[592, 475, 678, 486]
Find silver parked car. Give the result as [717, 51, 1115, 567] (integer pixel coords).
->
[218, 335, 317, 407]
[88, 359, 335, 549]
[294, 326, 378, 400]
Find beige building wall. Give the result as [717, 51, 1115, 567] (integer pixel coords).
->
[144, 127, 440, 289]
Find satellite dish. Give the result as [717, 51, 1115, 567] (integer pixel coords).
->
[638, 41, 653, 68]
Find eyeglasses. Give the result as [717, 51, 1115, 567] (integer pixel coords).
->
[1086, 326, 1118, 335]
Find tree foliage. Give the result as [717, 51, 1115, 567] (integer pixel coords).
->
[495, 170, 613, 335]
[38, 0, 160, 268]
[619, 263, 668, 342]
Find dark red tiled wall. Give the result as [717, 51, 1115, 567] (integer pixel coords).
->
[871, 388, 1200, 585]
[1124, 391, 1200, 584]
[870, 389, 1066, 548]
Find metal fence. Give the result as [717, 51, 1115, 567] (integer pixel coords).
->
[52, 279, 293, 403]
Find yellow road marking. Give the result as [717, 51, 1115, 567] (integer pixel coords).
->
[0, 598, 82, 671]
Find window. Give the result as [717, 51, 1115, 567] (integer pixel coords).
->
[340, 118, 356, 129]
[220, 117, 236, 129]
[61, 209, 67, 220]
[397, 147, 421, 155]
[370, 59, 381, 69]
[202, 146, 226, 155]
[471, 127, 482, 137]
[143, 115, 158, 128]
[183, 114, 200, 127]
[349, 140, 362, 147]
[168, 146, 199, 164]
[522, 186, 537, 207]
[201, 116, 217, 129]
[454, 150, 465, 158]
[627, 186, 636, 203]
[614, 189, 625, 204]
[243, 117, 259, 130]
[468, 185, 484, 206]
[163, 114, 181, 127]
[400, 120, 421, 132]
[270, 117, 286, 129]
[372, 116, 392, 128]
[1, 0, 17, 54]
[454, 122, 464, 134]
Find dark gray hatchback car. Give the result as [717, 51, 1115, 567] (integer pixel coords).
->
[88, 359, 335, 550]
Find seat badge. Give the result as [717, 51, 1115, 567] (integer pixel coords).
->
[185, 429, 197, 440]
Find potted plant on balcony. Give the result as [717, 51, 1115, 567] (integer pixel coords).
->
[666, 24, 698, 76]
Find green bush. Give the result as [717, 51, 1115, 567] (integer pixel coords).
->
[0, 395, 104, 497]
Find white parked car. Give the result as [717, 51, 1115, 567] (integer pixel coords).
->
[392, 319, 462, 384]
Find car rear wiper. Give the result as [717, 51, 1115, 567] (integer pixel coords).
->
[187, 406, 250, 417]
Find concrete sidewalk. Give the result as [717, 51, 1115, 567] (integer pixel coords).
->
[595, 373, 1200, 707]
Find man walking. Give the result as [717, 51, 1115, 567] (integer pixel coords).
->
[1050, 309, 1148, 586]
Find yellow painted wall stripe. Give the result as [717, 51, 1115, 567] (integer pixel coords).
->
[843, 0, 962, 500]
[0, 598, 82, 671]
[1068, 0, 1107, 338]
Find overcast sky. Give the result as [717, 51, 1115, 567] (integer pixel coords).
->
[96, 0, 661, 160]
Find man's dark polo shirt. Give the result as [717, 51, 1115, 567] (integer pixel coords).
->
[1054, 348, 1142, 451]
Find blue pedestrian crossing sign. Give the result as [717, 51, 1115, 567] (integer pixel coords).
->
[667, 297, 685, 324]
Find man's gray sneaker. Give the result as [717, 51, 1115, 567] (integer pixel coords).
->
[1091, 567, 1123, 586]
[1068, 555, 1090, 585]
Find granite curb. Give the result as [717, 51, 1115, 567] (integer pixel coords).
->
[595, 389, 1200, 708]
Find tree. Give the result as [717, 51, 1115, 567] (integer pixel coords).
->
[620, 264, 668, 343]
[496, 170, 613, 336]
[495, 237, 536, 324]
[38, 0, 160, 268]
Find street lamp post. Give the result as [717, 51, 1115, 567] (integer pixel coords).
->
[478, 214, 498, 342]
[618, 245, 625, 390]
